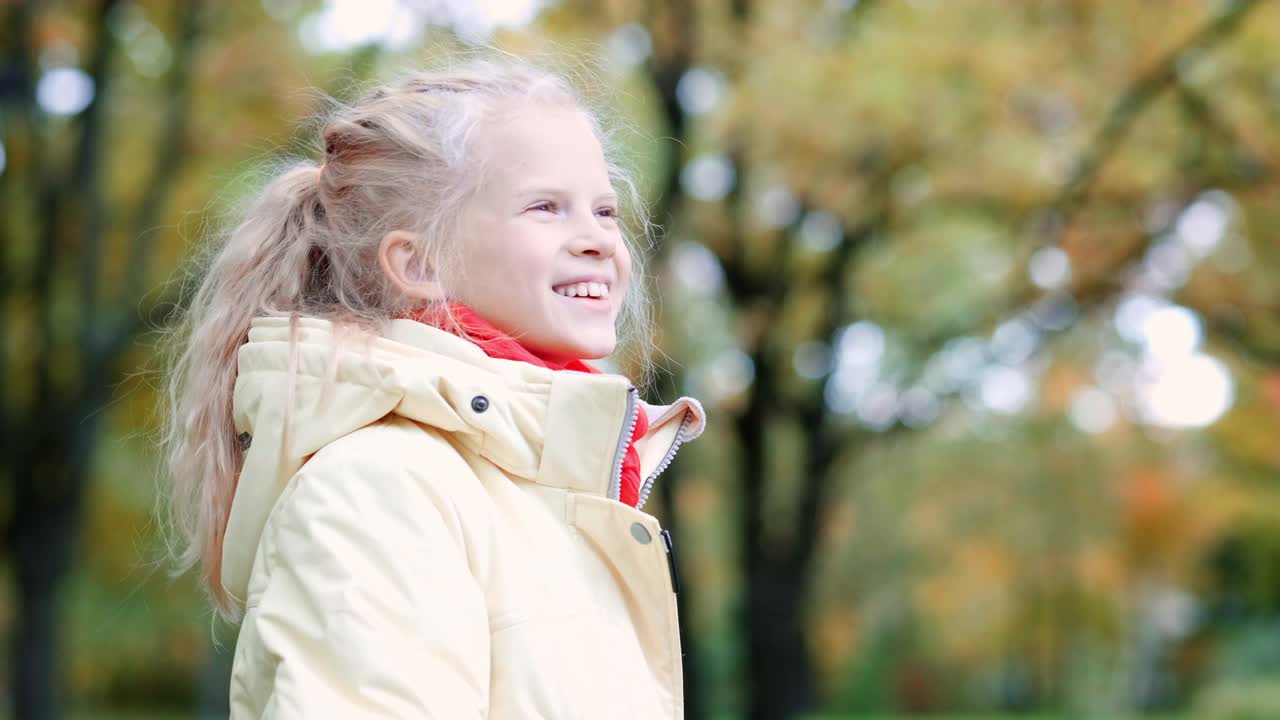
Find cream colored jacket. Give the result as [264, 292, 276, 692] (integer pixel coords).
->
[222, 316, 705, 719]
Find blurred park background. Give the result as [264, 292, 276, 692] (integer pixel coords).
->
[3, 0, 1280, 718]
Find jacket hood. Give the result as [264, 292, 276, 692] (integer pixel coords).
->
[222, 315, 705, 605]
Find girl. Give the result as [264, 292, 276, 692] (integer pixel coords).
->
[164, 57, 704, 718]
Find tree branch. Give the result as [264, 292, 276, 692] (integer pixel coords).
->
[786, 0, 1265, 588]
[1172, 73, 1272, 182]
[1050, 0, 1262, 223]
[898, 0, 1264, 364]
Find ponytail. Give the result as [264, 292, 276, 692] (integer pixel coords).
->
[162, 162, 326, 616]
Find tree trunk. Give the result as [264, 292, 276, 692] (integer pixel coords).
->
[11, 461, 78, 720]
[738, 353, 819, 720]
[10, 395, 106, 719]
[746, 561, 817, 720]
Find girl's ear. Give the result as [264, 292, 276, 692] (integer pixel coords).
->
[379, 230, 443, 300]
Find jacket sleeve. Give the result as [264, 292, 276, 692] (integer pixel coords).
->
[244, 441, 490, 719]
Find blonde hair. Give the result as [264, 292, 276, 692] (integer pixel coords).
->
[162, 55, 656, 615]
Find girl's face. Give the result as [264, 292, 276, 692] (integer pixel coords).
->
[451, 104, 632, 364]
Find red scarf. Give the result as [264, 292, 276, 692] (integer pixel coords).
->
[399, 303, 649, 507]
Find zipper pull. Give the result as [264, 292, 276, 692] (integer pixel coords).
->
[660, 529, 680, 594]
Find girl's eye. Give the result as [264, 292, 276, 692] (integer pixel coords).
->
[526, 201, 618, 218]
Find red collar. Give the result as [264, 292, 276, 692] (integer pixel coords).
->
[397, 303, 600, 374]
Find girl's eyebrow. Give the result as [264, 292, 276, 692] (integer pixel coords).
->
[514, 185, 618, 203]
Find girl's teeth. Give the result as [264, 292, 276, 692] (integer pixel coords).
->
[555, 283, 609, 298]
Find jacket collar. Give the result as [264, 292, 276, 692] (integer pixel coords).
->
[223, 316, 705, 603]
[380, 317, 705, 490]
[382, 317, 637, 491]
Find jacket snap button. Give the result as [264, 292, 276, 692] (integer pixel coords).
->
[630, 522, 652, 544]
[237, 431, 252, 450]
[470, 395, 489, 413]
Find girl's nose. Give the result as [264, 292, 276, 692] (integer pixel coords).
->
[569, 218, 618, 258]
[573, 239, 614, 258]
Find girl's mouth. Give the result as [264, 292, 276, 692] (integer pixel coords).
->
[552, 282, 610, 299]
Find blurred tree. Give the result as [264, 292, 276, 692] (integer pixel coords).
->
[0, 3, 204, 717]
[594, 0, 1275, 717]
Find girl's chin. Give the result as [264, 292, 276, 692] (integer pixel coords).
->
[579, 332, 620, 356]
[559, 342, 616, 361]
[535, 334, 617, 363]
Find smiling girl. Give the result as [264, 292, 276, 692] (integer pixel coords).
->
[163, 57, 704, 718]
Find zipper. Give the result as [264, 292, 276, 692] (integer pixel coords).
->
[661, 529, 680, 594]
[635, 411, 693, 511]
[606, 385, 640, 502]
